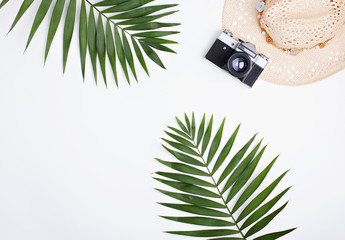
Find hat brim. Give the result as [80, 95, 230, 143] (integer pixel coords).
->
[223, 0, 345, 86]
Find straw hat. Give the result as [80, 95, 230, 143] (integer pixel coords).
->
[222, 0, 345, 86]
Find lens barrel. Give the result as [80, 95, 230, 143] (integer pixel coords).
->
[227, 52, 251, 78]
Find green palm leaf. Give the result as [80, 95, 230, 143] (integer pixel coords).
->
[0, 0, 10, 9]
[45, 0, 66, 61]
[63, 0, 76, 72]
[8, 0, 35, 33]
[167, 229, 239, 237]
[88, 7, 98, 83]
[79, 0, 88, 78]
[1, 0, 179, 87]
[162, 216, 235, 227]
[154, 113, 296, 240]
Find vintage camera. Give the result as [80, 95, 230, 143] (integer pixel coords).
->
[206, 30, 269, 87]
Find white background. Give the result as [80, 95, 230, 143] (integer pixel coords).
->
[1, 0, 345, 239]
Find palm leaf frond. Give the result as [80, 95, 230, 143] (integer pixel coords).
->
[0, 0, 10, 9]
[1, 0, 180, 87]
[154, 113, 296, 240]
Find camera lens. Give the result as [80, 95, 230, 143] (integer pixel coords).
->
[227, 53, 251, 78]
[232, 57, 248, 73]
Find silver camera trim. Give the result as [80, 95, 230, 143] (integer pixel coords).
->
[218, 31, 269, 69]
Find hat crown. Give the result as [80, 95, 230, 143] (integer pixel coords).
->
[260, 0, 345, 49]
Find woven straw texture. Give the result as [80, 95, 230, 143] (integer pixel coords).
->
[223, 0, 345, 86]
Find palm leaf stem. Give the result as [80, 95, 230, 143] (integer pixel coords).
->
[85, 0, 137, 39]
[188, 135, 247, 239]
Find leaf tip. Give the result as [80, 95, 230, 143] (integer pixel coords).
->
[43, 58, 47, 67]
[153, 177, 161, 183]
[221, 117, 226, 125]
[24, 38, 32, 52]
[6, 28, 12, 36]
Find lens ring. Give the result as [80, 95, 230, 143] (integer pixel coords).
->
[227, 52, 251, 78]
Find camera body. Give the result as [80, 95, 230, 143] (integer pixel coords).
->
[206, 30, 269, 87]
